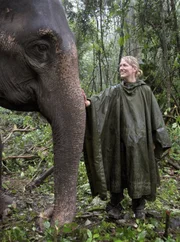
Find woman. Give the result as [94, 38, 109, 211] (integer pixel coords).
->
[84, 56, 171, 219]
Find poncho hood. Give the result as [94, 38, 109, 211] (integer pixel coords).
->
[121, 80, 146, 94]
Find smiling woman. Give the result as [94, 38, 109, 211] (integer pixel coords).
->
[0, 0, 85, 226]
[83, 55, 171, 220]
[119, 56, 143, 83]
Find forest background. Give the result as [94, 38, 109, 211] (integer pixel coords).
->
[0, 0, 180, 241]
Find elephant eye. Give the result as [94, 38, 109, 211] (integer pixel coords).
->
[25, 40, 53, 65]
[35, 44, 49, 52]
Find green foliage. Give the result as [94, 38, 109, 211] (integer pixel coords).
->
[134, 0, 180, 110]
[0, 160, 179, 241]
[63, 0, 180, 112]
[0, 104, 180, 242]
[169, 122, 180, 162]
[0, 107, 53, 178]
[0, 0, 180, 238]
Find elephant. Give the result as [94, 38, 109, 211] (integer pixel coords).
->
[0, 0, 85, 226]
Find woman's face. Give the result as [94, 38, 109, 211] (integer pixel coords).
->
[119, 59, 137, 80]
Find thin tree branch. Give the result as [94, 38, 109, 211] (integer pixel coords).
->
[2, 155, 38, 161]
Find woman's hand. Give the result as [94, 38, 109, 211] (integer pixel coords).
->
[82, 89, 91, 107]
[85, 100, 91, 107]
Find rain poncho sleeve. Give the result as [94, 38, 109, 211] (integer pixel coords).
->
[84, 86, 118, 199]
[151, 93, 172, 159]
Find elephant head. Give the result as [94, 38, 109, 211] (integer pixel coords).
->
[0, 0, 85, 225]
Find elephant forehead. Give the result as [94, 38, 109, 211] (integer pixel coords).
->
[0, 0, 73, 50]
[0, 0, 64, 18]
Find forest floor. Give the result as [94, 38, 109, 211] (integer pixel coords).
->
[0, 162, 180, 242]
[0, 109, 179, 241]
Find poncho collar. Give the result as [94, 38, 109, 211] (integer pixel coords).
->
[121, 80, 146, 95]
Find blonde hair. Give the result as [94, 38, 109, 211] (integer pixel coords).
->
[121, 56, 143, 77]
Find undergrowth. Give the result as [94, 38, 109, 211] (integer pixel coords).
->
[0, 108, 179, 241]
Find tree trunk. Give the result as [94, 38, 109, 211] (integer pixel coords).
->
[159, 0, 171, 108]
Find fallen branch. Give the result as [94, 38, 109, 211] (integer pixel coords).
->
[26, 166, 54, 189]
[163, 114, 176, 120]
[164, 210, 170, 238]
[2, 162, 13, 174]
[11, 128, 36, 132]
[2, 155, 38, 161]
[166, 158, 180, 170]
[2, 125, 36, 144]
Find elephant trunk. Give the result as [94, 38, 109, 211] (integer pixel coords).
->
[38, 45, 85, 225]
[52, 91, 85, 224]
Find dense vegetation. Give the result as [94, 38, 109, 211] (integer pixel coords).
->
[0, 0, 180, 241]
[0, 109, 179, 241]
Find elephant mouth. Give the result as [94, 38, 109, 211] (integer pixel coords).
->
[0, 75, 39, 111]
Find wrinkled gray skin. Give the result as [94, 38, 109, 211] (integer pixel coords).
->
[0, 0, 85, 225]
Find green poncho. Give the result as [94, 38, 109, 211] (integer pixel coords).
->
[84, 80, 171, 201]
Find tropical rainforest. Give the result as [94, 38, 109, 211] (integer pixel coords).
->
[0, 0, 179, 241]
